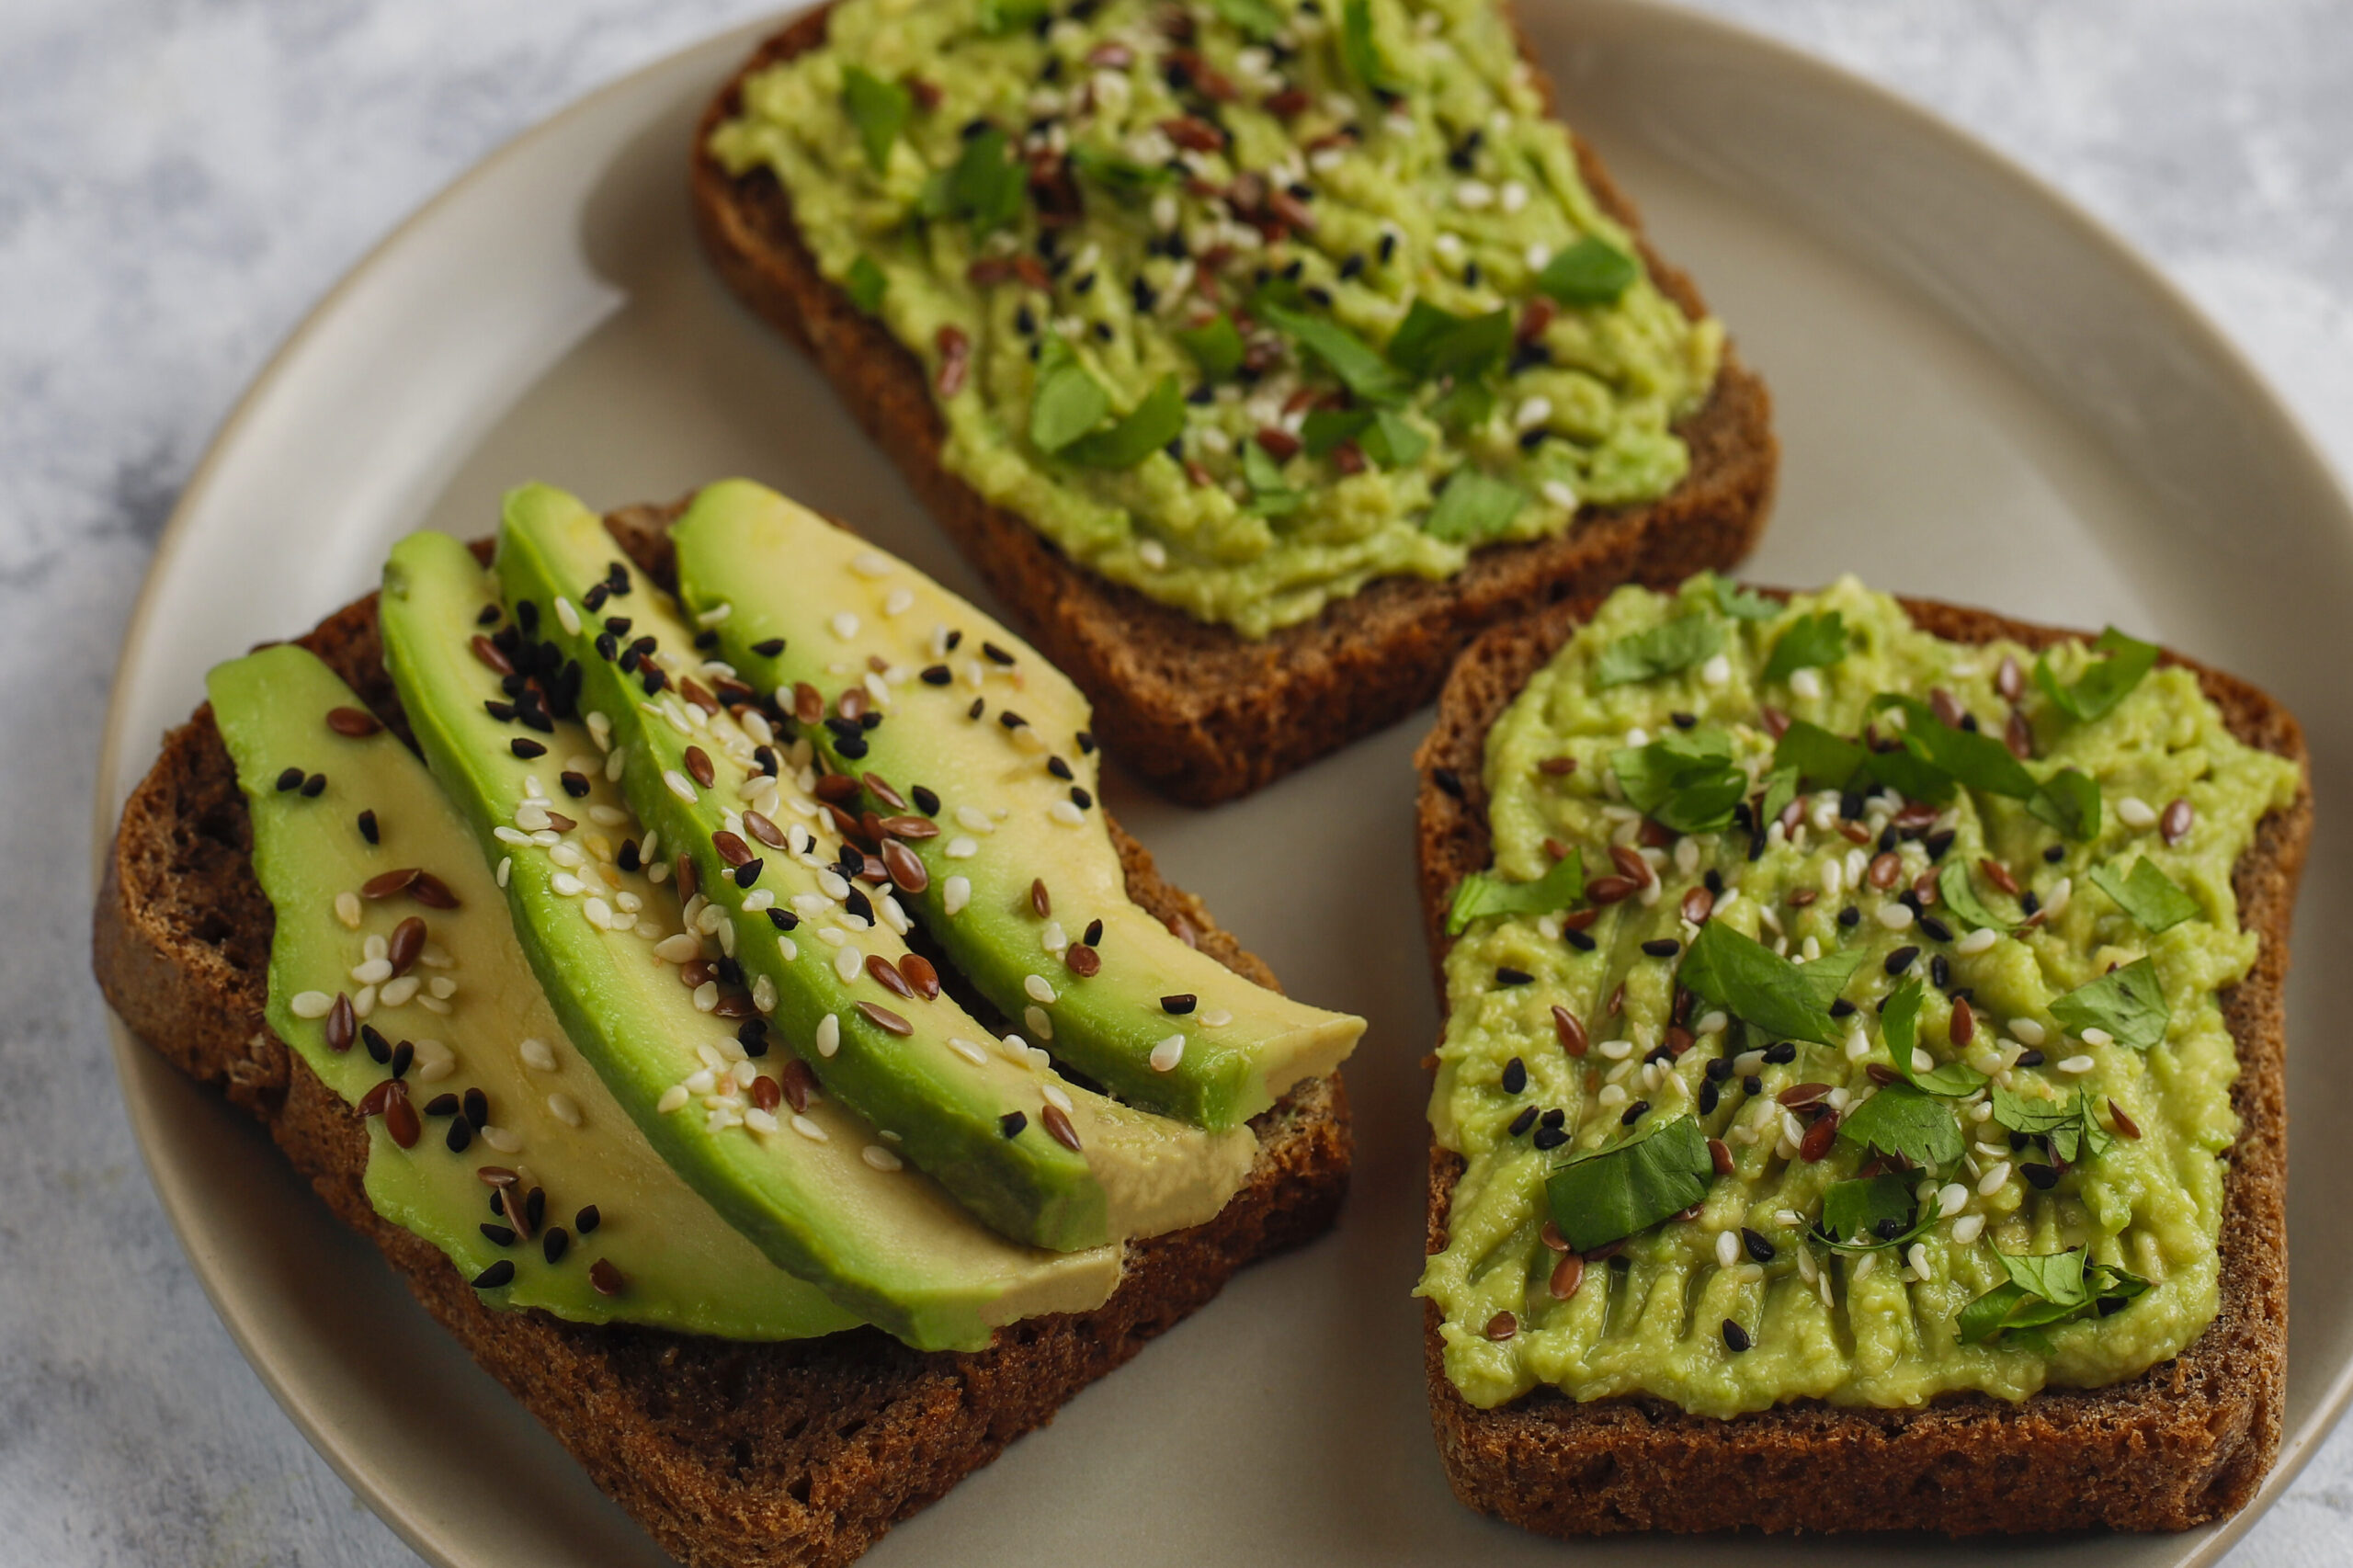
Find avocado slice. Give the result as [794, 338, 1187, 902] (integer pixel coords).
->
[212, 643, 862, 1338]
[491, 484, 1256, 1251]
[379, 528, 1121, 1350]
[669, 480, 1365, 1131]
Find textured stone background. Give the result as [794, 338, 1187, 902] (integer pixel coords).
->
[12, 0, 2351, 1562]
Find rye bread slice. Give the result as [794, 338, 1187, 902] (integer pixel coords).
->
[90, 504, 1352, 1568]
[1408, 590, 2310, 1535]
[689, 4, 1778, 806]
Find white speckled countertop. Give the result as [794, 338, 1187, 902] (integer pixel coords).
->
[15, 0, 2352, 1561]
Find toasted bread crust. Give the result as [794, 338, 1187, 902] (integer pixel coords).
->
[688, 5, 1778, 805]
[1408, 590, 2309, 1535]
[92, 507, 1352, 1568]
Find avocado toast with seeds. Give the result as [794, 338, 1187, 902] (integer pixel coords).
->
[1412, 575, 2307, 1534]
[692, 0, 1775, 803]
[93, 485, 1360, 1567]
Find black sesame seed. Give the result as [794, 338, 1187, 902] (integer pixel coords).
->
[1501, 1056, 1528, 1094]
[1532, 1125, 1568, 1151]
[300, 773, 326, 797]
[1047, 756, 1074, 780]
[2021, 1163, 2059, 1190]
[1742, 1228, 1776, 1263]
[733, 859, 763, 888]
[1698, 1079, 1720, 1114]
[921, 664, 953, 686]
[1070, 786, 1093, 810]
[576, 1205, 601, 1234]
[2017, 1049, 2046, 1068]
[463, 1087, 489, 1129]
[1643, 938, 1681, 959]
[1306, 286, 1334, 306]
[444, 1118, 472, 1153]
[1930, 954, 1951, 989]
[472, 1261, 516, 1290]
[1564, 928, 1597, 952]
[1919, 915, 1953, 943]
[1620, 1100, 1649, 1126]
[911, 785, 940, 815]
[1000, 1110, 1028, 1138]
[1874, 1216, 1906, 1241]
[389, 1040, 414, 1079]
[694, 630, 718, 651]
[1670, 711, 1697, 730]
[356, 809, 379, 845]
[1744, 1074, 1764, 1095]
[476, 604, 502, 626]
[752, 637, 786, 657]
[1878, 825, 1899, 853]
[1339, 252, 1365, 278]
[425, 1093, 460, 1117]
[1463, 263, 1481, 288]
[1830, 998, 1857, 1017]
[2020, 891, 2041, 915]
[1705, 1058, 1733, 1082]
[481, 1223, 517, 1247]
[1495, 966, 1534, 987]
[511, 737, 546, 759]
[362, 1025, 391, 1064]
[618, 839, 641, 872]
[1378, 232, 1397, 263]
[1837, 905, 1861, 927]
[1162, 994, 1197, 1014]
[2044, 843, 2066, 863]
[844, 889, 874, 924]
[1763, 1042, 1796, 1065]
[1083, 918, 1103, 945]
[1925, 830, 1955, 861]
[543, 1227, 570, 1265]
[1704, 869, 1725, 894]
[560, 770, 590, 798]
[1884, 946, 1919, 976]
[835, 734, 869, 759]
[1722, 1319, 1751, 1353]
[1540, 1108, 1566, 1129]
[1508, 1106, 1538, 1136]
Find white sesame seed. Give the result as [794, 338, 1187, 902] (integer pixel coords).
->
[744, 1107, 779, 1135]
[519, 1038, 557, 1072]
[862, 1143, 904, 1171]
[942, 875, 972, 917]
[949, 1037, 990, 1067]
[1200, 1009, 1232, 1028]
[1151, 1036, 1187, 1072]
[1434, 232, 1463, 262]
[1597, 1084, 1628, 1108]
[1789, 667, 1824, 700]
[881, 587, 915, 619]
[1040, 922, 1067, 952]
[545, 1092, 584, 1129]
[1695, 1010, 1728, 1037]
[830, 611, 861, 640]
[1454, 179, 1495, 210]
[516, 801, 551, 832]
[1499, 179, 1528, 213]
[833, 947, 862, 985]
[1877, 903, 1915, 931]
[1524, 241, 1552, 271]
[696, 600, 734, 626]
[551, 872, 585, 898]
[479, 1125, 520, 1153]
[689, 982, 717, 1013]
[378, 975, 420, 1007]
[553, 597, 581, 636]
[333, 892, 362, 929]
[851, 550, 892, 578]
[1513, 394, 1552, 430]
[290, 991, 334, 1019]
[752, 974, 778, 1013]
[1597, 1039, 1633, 1060]
[495, 857, 512, 887]
[1952, 1213, 1985, 1244]
[1907, 1242, 1931, 1278]
[816, 1014, 840, 1057]
[2080, 1027, 2113, 1048]
[1025, 974, 1057, 1005]
[1137, 538, 1168, 569]
[2116, 796, 2158, 830]
[1956, 926, 1998, 956]
[1715, 1230, 1739, 1268]
[1938, 1182, 1969, 1219]
[791, 1114, 827, 1142]
[1912, 1048, 1937, 1074]
[1853, 1252, 1877, 1281]
[1978, 1162, 2011, 1196]
[583, 896, 613, 929]
[945, 835, 978, 859]
[588, 804, 628, 827]
[1050, 801, 1085, 825]
[664, 769, 698, 803]
[1025, 1005, 1054, 1040]
[2057, 1054, 2097, 1074]
[816, 869, 850, 900]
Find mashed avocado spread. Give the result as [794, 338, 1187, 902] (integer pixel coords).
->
[709, 0, 1721, 637]
[1419, 576, 2299, 1417]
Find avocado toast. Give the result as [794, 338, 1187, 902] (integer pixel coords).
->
[1412, 576, 2307, 1533]
[692, 0, 1775, 804]
[94, 485, 1360, 1567]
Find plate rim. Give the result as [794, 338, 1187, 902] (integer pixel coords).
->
[87, 2, 2353, 1562]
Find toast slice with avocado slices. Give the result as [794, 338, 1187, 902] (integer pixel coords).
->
[92, 496, 1353, 1568]
[690, 0, 1776, 805]
[1410, 577, 2307, 1534]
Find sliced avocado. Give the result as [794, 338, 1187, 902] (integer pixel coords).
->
[212, 644, 861, 1338]
[492, 484, 1255, 1251]
[670, 479, 1365, 1131]
[379, 528, 1120, 1350]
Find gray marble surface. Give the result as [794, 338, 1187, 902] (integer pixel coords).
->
[11, 0, 2352, 1561]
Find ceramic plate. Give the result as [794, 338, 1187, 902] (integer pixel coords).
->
[92, 2, 2352, 1563]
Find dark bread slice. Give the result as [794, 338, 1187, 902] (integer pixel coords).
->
[91, 505, 1352, 1568]
[689, 5, 1778, 805]
[1408, 589, 2310, 1535]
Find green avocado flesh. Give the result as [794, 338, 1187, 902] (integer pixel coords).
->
[669, 478, 1365, 1130]
[492, 484, 1264, 1250]
[1418, 575, 2300, 1417]
[380, 528, 1121, 1350]
[707, 0, 1721, 638]
[211, 644, 860, 1340]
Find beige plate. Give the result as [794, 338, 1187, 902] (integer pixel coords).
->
[91, 2, 2350, 1562]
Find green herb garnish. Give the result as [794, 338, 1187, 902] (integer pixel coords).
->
[2088, 857, 2200, 934]
[1836, 1079, 1964, 1170]
[2026, 766, 2102, 840]
[1870, 695, 2039, 800]
[1424, 470, 1524, 542]
[1256, 300, 1411, 405]
[1175, 313, 1245, 381]
[1594, 617, 1722, 688]
[1818, 1174, 1931, 1251]
[1545, 1115, 1714, 1254]
[1068, 143, 1176, 202]
[1956, 1248, 2148, 1346]
[1990, 1085, 2112, 1165]
[1338, 0, 1402, 94]
[918, 125, 1026, 234]
[1881, 980, 1987, 1096]
[1710, 577, 1780, 620]
[1029, 336, 1110, 455]
[842, 66, 911, 172]
[2049, 955, 2170, 1051]
[977, 0, 1051, 35]
[1535, 237, 1639, 307]
[1608, 728, 1745, 835]
[1386, 300, 1512, 384]
[1937, 861, 2013, 932]
[1678, 920, 1865, 1047]
[845, 255, 887, 315]
[1061, 377, 1186, 470]
[1445, 853, 1586, 936]
[1211, 0, 1286, 41]
[2035, 628, 2160, 723]
[1241, 439, 1303, 516]
[1771, 718, 1865, 788]
[1761, 611, 1849, 685]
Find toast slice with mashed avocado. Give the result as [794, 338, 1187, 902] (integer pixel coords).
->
[92, 498, 1351, 1568]
[1410, 576, 2306, 1534]
[691, 0, 1776, 804]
